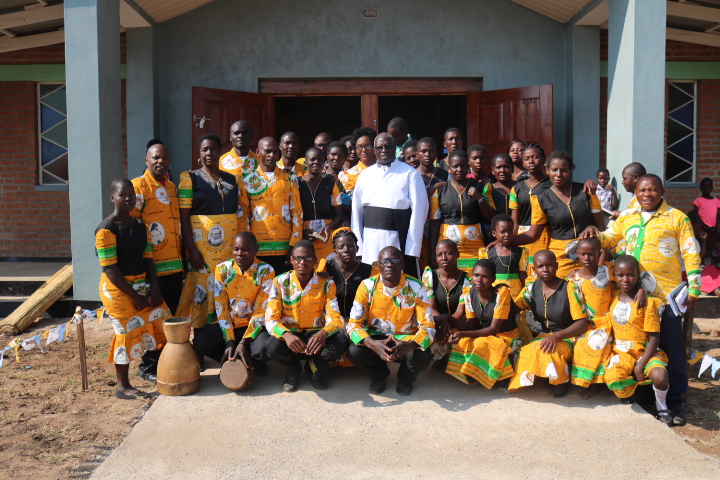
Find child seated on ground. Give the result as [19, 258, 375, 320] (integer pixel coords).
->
[569, 237, 645, 398]
[444, 259, 522, 389]
[508, 250, 589, 397]
[594, 255, 671, 424]
[692, 177, 720, 264]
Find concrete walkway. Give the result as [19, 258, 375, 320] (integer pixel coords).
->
[91, 363, 720, 480]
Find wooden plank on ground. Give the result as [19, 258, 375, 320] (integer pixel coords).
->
[0, 263, 73, 335]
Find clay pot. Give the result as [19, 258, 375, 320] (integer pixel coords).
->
[156, 317, 200, 396]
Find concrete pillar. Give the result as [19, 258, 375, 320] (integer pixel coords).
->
[566, 24, 601, 184]
[65, 0, 123, 301]
[607, 0, 666, 208]
[126, 26, 158, 179]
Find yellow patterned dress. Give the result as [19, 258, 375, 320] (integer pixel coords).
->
[595, 294, 668, 398]
[430, 180, 490, 273]
[446, 285, 522, 388]
[176, 169, 249, 328]
[531, 183, 602, 279]
[509, 278, 587, 391]
[95, 218, 170, 365]
[568, 264, 615, 388]
[338, 161, 368, 197]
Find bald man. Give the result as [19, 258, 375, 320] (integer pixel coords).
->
[243, 137, 303, 274]
[220, 120, 259, 178]
[351, 133, 428, 278]
[610, 162, 646, 218]
[314, 132, 332, 155]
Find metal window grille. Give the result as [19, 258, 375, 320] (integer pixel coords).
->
[666, 80, 696, 184]
[37, 82, 68, 185]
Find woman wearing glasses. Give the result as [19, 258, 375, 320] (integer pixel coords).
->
[339, 127, 377, 197]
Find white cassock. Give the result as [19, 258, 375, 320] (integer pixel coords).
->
[351, 160, 428, 264]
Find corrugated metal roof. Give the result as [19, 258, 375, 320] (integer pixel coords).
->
[510, 0, 593, 23]
[134, 0, 216, 23]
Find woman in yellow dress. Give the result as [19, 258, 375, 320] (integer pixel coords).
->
[430, 150, 495, 273]
[177, 133, 249, 329]
[95, 178, 170, 399]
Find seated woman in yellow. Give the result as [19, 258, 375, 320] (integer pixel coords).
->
[265, 240, 348, 393]
[95, 178, 170, 399]
[422, 240, 470, 364]
[509, 250, 589, 397]
[347, 246, 435, 396]
[429, 150, 496, 274]
[596, 255, 671, 424]
[192, 232, 275, 380]
[297, 147, 343, 261]
[445, 259, 522, 389]
[514, 151, 605, 279]
[177, 133, 249, 330]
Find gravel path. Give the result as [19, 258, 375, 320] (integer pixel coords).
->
[91, 362, 720, 480]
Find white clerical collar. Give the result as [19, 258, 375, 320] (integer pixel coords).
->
[377, 160, 395, 172]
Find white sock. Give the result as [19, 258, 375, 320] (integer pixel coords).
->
[654, 385, 669, 413]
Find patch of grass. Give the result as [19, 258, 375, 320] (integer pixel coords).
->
[98, 352, 108, 359]
[35, 451, 78, 464]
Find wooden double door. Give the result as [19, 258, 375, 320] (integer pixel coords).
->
[191, 79, 553, 161]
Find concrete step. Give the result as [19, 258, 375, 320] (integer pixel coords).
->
[694, 295, 720, 319]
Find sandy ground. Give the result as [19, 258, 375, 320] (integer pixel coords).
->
[90, 360, 720, 480]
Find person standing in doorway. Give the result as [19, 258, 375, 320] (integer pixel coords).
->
[387, 117, 412, 162]
[351, 133, 428, 278]
[220, 120, 258, 179]
[278, 131, 307, 177]
[438, 127, 463, 170]
[314, 132, 333, 155]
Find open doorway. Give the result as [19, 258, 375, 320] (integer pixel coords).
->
[274, 96, 362, 149]
[378, 95, 466, 153]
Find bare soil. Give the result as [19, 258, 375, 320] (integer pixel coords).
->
[0, 316, 718, 479]
[0, 316, 157, 480]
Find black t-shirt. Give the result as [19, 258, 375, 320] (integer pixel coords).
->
[426, 268, 468, 315]
[528, 279, 575, 333]
[298, 175, 337, 221]
[513, 176, 551, 226]
[468, 286, 518, 332]
[434, 180, 484, 225]
[325, 259, 373, 318]
[535, 182, 595, 241]
[95, 218, 147, 276]
[187, 169, 239, 216]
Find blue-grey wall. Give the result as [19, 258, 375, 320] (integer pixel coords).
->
[155, 0, 569, 172]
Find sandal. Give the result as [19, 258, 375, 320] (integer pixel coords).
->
[656, 410, 672, 425]
[550, 383, 568, 398]
[115, 389, 148, 400]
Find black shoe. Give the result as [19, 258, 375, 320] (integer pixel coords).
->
[396, 382, 413, 396]
[432, 355, 449, 371]
[671, 406, 687, 427]
[370, 380, 386, 395]
[254, 362, 269, 378]
[283, 373, 298, 392]
[657, 410, 673, 426]
[310, 374, 328, 391]
[140, 373, 157, 382]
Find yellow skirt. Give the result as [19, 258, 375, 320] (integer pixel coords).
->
[508, 333, 574, 391]
[177, 213, 239, 328]
[99, 272, 170, 365]
[548, 238, 582, 279]
[570, 326, 613, 388]
[604, 340, 668, 399]
[304, 219, 335, 260]
[446, 329, 522, 388]
[518, 225, 549, 277]
[440, 223, 485, 274]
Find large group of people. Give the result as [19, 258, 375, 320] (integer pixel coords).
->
[94, 116, 704, 428]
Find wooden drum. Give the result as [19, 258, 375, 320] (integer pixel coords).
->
[219, 360, 255, 391]
[156, 317, 200, 396]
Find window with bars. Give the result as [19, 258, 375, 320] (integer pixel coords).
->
[38, 83, 68, 185]
[666, 80, 696, 184]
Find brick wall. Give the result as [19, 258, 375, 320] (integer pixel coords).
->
[599, 30, 720, 214]
[0, 34, 127, 259]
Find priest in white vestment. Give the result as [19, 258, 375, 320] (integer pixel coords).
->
[351, 133, 428, 277]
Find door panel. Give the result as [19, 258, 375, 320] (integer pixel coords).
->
[191, 87, 274, 163]
[467, 84, 553, 158]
